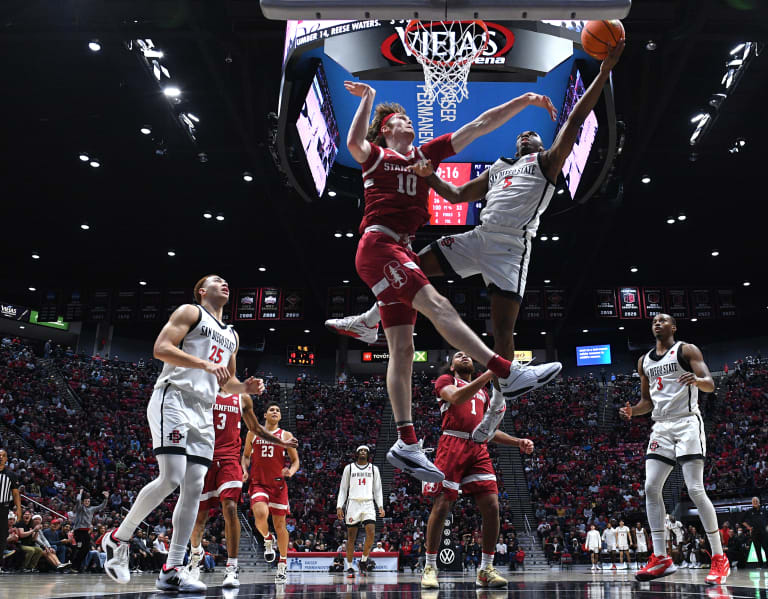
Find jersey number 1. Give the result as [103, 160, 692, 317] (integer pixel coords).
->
[396, 173, 417, 196]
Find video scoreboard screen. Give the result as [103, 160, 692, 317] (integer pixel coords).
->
[428, 163, 490, 226]
[576, 344, 611, 366]
[287, 344, 315, 366]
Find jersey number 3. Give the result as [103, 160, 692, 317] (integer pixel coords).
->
[656, 377, 664, 391]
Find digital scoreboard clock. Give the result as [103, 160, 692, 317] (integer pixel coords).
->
[287, 345, 315, 366]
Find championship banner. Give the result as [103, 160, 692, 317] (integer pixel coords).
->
[475, 287, 491, 321]
[544, 289, 566, 319]
[691, 289, 715, 320]
[87, 289, 112, 322]
[235, 288, 259, 321]
[327, 287, 349, 318]
[38, 289, 60, 323]
[617, 287, 641, 319]
[258, 287, 281, 320]
[64, 290, 84, 322]
[352, 287, 374, 315]
[595, 288, 617, 318]
[164, 289, 187, 319]
[140, 289, 162, 322]
[449, 287, 471, 320]
[666, 288, 690, 320]
[281, 289, 304, 320]
[286, 552, 398, 572]
[716, 289, 737, 318]
[642, 288, 665, 319]
[0, 302, 31, 322]
[522, 289, 543, 320]
[113, 289, 138, 322]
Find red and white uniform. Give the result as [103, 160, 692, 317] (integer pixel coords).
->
[249, 428, 290, 516]
[199, 393, 244, 510]
[423, 374, 497, 501]
[355, 134, 455, 329]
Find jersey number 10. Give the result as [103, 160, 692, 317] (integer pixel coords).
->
[396, 173, 418, 196]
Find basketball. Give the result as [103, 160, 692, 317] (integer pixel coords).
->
[581, 20, 625, 60]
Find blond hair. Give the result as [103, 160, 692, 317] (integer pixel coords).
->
[366, 102, 407, 148]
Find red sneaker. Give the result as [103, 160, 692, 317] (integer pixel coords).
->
[705, 554, 730, 585]
[635, 554, 677, 581]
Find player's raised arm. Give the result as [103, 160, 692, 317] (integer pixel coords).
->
[540, 40, 625, 183]
[678, 344, 715, 392]
[408, 159, 490, 205]
[345, 81, 375, 163]
[241, 394, 298, 448]
[620, 356, 653, 420]
[438, 370, 495, 406]
[450, 93, 557, 154]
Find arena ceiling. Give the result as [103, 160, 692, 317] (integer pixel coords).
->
[0, 0, 766, 348]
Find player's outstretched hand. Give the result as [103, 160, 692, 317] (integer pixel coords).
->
[408, 158, 434, 177]
[344, 81, 374, 98]
[619, 401, 632, 421]
[244, 377, 265, 395]
[677, 372, 698, 387]
[282, 437, 299, 450]
[601, 39, 625, 73]
[526, 93, 558, 121]
[205, 362, 231, 386]
[518, 438, 534, 454]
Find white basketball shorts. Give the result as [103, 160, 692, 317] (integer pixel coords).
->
[430, 225, 532, 300]
[587, 543, 601, 553]
[646, 414, 706, 464]
[617, 542, 630, 551]
[606, 543, 617, 552]
[345, 499, 377, 527]
[148, 383, 215, 466]
[636, 541, 648, 553]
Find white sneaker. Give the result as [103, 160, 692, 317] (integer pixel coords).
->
[680, 561, 689, 569]
[264, 534, 276, 563]
[102, 529, 131, 584]
[223, 564, 240, 588]
[472, 387, 506, 442]
[275, 561, 287, 583]
[498, 361, 562, 399]
[325, 314, 379, 344]
[186, 549, 204, 581]
[156, 564, 207, 592]
[591, 564, 596, 571]
[386, 439, 444, 483]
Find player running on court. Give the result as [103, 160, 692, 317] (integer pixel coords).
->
[103, 274, 263, 592]
[420, 351, 533, 590]
[242, 402, 300, 584]
[341, 80, 560, 483]
[336, 445, 384, 578]
[620, 313, 730, 585]
[186, 391, 298, 587]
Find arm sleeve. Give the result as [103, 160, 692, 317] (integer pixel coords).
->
[420, 133, 456, 167]
[337, 464, 350, 509]
[373, 466, 384, 508]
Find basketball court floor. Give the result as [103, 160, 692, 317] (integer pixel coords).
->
[2, 567, 766, 599]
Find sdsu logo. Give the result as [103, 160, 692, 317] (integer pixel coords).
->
[440, 236, 455, 249]
[384, 261, 407, 289]
[167, 430, 185, 444]
[648, 440, 659, 452]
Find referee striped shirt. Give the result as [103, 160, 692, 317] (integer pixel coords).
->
[0, 468, 19, 507]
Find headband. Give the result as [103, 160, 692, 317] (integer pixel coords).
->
[356, 445, 370, 454]
[380, 113, 397, 132]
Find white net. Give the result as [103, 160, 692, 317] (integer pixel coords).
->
[404, 19, 489, 105]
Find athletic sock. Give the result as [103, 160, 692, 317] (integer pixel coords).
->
[396, 424, 418, 445]
[706, 531, 723, 556]
[361, 555, 368, 563]
[347, 559, 354, 569]
[480, 552, 494, 570]
[426, 553, 437, 569]
[167, 542, 186, 568]
[486, 355, 512, 379]
[227, 558, 238, 567]
[191, 544, 203, 555]
[362, 303, 381, 327]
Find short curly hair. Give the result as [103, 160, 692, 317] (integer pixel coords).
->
[366, 102, 407, 148]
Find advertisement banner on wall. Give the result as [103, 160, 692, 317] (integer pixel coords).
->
[286, 552, 398, 572]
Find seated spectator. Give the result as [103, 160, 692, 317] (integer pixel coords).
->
[206, 536, 223, 566]
[42, 518, 69, 565]
[372, 541, 385, 553]
[494, 535, 508, 566]
[152, 533, 169, 570]
[3, 514, 25, 572]
[329, 553, 344, 572]
[31, 515, 69, 571]
[130, 529, 154, 573]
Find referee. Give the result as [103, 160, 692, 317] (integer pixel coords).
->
[0, 449, 23, 568]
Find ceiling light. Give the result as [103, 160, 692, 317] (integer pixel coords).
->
[258, 266, 266, 272]
[557, 188, 565, 195]
[551, 235, 560, 241]
[691, 318, 698, 322]
[163, 86, 181, 98]
[726, 59, 743, 69]
[304, 329, 310, 333]
[618, 326, 625, 330]
[28, 287, 36, 292]
[203, 211, 213, 219]
[345, 232, 354, 238]
[481, 332, 488, 337]
[513, 332, 517, 336]
[88, 41, 101, 52]
[412, 332, 417, 336]
[342, 280, 350, 284]
[540, 235, 549, 241]
[730, 43, 745, 56]
[708, 93, 727, 109]
[334, 232, 342, 238]
[677, 214, 686, 221]
[666, 217, 675, 224]
[737, 138, 746, 147]
[540, 331, 546, 335]
[80, 223, 90, 230]
[242, 172, 254, 183]
[31, 253, 40, 259]
[328, 190, 337, 197]
[544, 279, 551, 284]
[215, 214, 224, 222]
[630, 267, 638, 273]
[690, 113, 707, 124]
[79, 153, 89, 162]
[645, 40, 657, 51]
[269, 327, 276, 332]
[139, 281, 147, 286]
[167, 250, 176, 257]
[641, 176, 651, 184]
[711, 250, 719, 257]
[19, 325, 25, 330]
[89, 160, 100, 168]
[743, 281, 751, 287]
[140, 126, 152, 135]
[447, 280, 454, 284]
[582, 329, 589, 333]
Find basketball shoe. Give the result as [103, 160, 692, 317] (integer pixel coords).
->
[156, 564, 207, 592]
[185, 547, 204, 581]
[346, 567, 356, 579]
[635, 554, 677, 581]
[498, 361, 562, 400]
[387, 439, 444, 483]
[263, 533, 276, 562]
[102, 529, 131, 584]
[276, 561, 288, 583]
[476, 565, 508, 588]
[421, 565, 439, 588]
[223, 564, 240, 588]
[705, 554, 730, 585]
[324, 314, 379, 344]
[471, 387, 506, 442]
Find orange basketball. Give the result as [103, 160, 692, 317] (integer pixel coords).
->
[581, 20, 625, 60]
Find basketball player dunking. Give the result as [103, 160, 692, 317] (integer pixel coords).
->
[242, 402, 300, 584]
[336, 445, 384, 578]
[421, 351, 533, 590]
[620, 314, 730, 585]
[103, 275, 263, 592]
[340, 81, 558, 482]
[186, 392, 298, 587]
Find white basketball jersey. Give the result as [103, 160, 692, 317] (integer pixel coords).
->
[616, 526, 630, 545]
[155, 305, 238, 403]
[480, 153, 555, 234]
[635, 527, 647, 546]
[642, 341, 699, 421]
[347, 463, 375, 501]
[602, 527, 616, 544]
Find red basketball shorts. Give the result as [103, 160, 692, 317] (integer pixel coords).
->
[249, 480, 290, 516]
[355, 231, 430, 329]
[423, 435, 497, 501]
[199, 458, 243, 510]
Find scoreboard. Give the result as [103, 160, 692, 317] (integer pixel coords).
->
[287, 344, 315, 366]
[428, 163, 490, 226]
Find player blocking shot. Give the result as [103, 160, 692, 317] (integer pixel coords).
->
[185, 392, 298, 587]
[102, 275, 263, 592]
[336, 445, 384, 578]
[620, 314, 730, 585]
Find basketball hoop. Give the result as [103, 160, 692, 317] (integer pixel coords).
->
[403, 19, 489, 105]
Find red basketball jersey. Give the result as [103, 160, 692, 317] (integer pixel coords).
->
[212, 393, 243, 461]
[434, 374, 490, 434]
[358, 133, 455, 236]
[250, 428, 287, 484]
